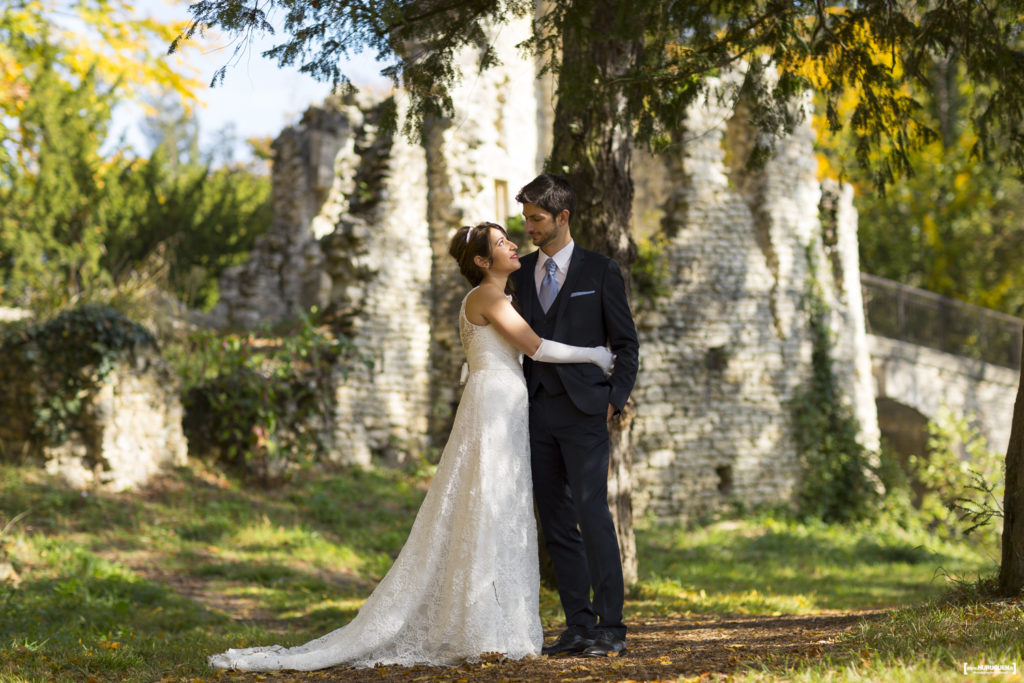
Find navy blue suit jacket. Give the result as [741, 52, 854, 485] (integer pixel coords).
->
[513, 246, 639, 416]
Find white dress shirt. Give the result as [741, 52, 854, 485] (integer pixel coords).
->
[534, 240, 574, 297]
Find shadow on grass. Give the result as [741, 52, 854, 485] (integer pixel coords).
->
[0, 570, 227, 681]
[633, 518, 987, 613]
[0, 461, 434, 681]
[0, 463, 1005, 682]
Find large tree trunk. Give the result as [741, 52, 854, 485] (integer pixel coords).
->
[546, 0, 641, 585]
[423, 113, 468, 453]
[999, 329, 1024, 595]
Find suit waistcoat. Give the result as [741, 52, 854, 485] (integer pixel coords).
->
[529, 300, 567, 397]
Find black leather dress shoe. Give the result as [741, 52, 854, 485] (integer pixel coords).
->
[581, 631, 627, 657]
[541, 631, 595, 656]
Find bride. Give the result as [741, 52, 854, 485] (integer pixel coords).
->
[208, 221, 613, 671]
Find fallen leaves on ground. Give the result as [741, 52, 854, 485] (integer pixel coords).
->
[194, 612, 884, 682]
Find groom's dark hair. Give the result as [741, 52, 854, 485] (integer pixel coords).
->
[515, 173, 575, 223]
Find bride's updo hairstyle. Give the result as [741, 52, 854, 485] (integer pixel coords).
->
[449, 222, 507, 287]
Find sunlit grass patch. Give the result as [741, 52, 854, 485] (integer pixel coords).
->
[632, 578, 816, 616]
[735, 595, 1024, 682]
[0, 460, 1012, 681]
[0, 543, 227, 681]
[631, 514, 994, 615]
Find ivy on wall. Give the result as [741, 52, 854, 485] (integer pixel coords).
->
[791, 260, 879, 523]
[0, 305, 156, 453]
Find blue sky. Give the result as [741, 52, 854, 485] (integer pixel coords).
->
[113, 0, 389, 159]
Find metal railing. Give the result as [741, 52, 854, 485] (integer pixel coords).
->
[861, 273, 1024, 370]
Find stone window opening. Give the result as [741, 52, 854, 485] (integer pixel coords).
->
[495, 179, 509, 225]
[715, 465, 734, 496]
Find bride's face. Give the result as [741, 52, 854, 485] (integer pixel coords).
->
[486, 227, 520, 275]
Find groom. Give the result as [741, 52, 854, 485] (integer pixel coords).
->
[512, 174, 639, 657]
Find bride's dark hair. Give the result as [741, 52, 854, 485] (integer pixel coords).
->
[449, 222, 515, 294]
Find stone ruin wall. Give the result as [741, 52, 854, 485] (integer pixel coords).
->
[421, 22, 544, 449]
[213, 18, 541, 464]
[0, 337, 188, 491]
[214, 95, 433, 465]
[628, 75, 877, 519]
[212, 31, 879, 520]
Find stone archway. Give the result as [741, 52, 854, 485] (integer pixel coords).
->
[876, 397, 929, 460]
[875, 397, 929, 503]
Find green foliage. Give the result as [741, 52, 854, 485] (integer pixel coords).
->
[0, 11, 270, 317]
[871, 407, 1004, 552]
[631, 233, 671, 302]
[176, 312, 367, 484]
[504, 214, 529, 252]
[100, 150, 272, 312]
[856, 146, 1024, 317]
[181, 1, 1024, 183]
[792, 276, 878, 523]
[817, 55, 1024, 318]
[0, 305, 156, 450]
[0, 0, 202, 115]
[0, 42, 117, 312]
[908, 407, 1004, 543]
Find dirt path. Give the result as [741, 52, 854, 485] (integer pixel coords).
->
[199, 611, 885, 682]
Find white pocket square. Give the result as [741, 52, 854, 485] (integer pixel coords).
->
[570, 290, 596, 298]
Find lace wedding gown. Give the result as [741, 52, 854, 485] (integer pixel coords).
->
[208, 293, 543, 671]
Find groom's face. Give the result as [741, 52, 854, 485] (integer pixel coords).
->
[522, 203, 567, 252]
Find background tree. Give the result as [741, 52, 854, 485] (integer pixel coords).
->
[815, 52, 1024, 318]
[0, 43, 117, 310]
[103, 100, 272, 311]
[535, 0, 645, 582]
[177, 0, 1024, 589]
[140, 94, 203, 170]
[1, 0, 202, 127]
[101, 145, 272, 311]
[0, 0, 201, 310]
[0, 1, 271, 314]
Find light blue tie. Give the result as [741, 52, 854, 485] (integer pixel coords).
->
[539, 258, 559, 313]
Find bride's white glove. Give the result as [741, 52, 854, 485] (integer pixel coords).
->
[530, 339, 614, 376]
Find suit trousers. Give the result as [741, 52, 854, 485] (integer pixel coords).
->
[529, 387, 626, 639]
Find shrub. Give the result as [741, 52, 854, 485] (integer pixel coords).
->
[0, 305, 156, 455]
[792, 277, 879, 523]
[910, 406, 1004, 542]
[632, 233, 672, 302]
[177, 312, 366, 484]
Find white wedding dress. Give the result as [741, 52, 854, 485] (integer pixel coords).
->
[208, 292, 543, 671]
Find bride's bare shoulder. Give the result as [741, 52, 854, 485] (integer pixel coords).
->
[467, 284, 505, 305]
[465, 284, 507, 323]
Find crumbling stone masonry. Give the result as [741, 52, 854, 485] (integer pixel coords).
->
[628, 75, 877, 519]
[214, 18, 542, 465]
[0, 311, 187, 491]
[212, 30, 879, 519]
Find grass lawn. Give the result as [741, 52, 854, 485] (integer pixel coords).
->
[0, 460, 1018, 682]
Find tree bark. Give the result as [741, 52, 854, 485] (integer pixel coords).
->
[423, 113, 468, 453]
[546, 0, 641, 585]
[999, 328, 1024, 595]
